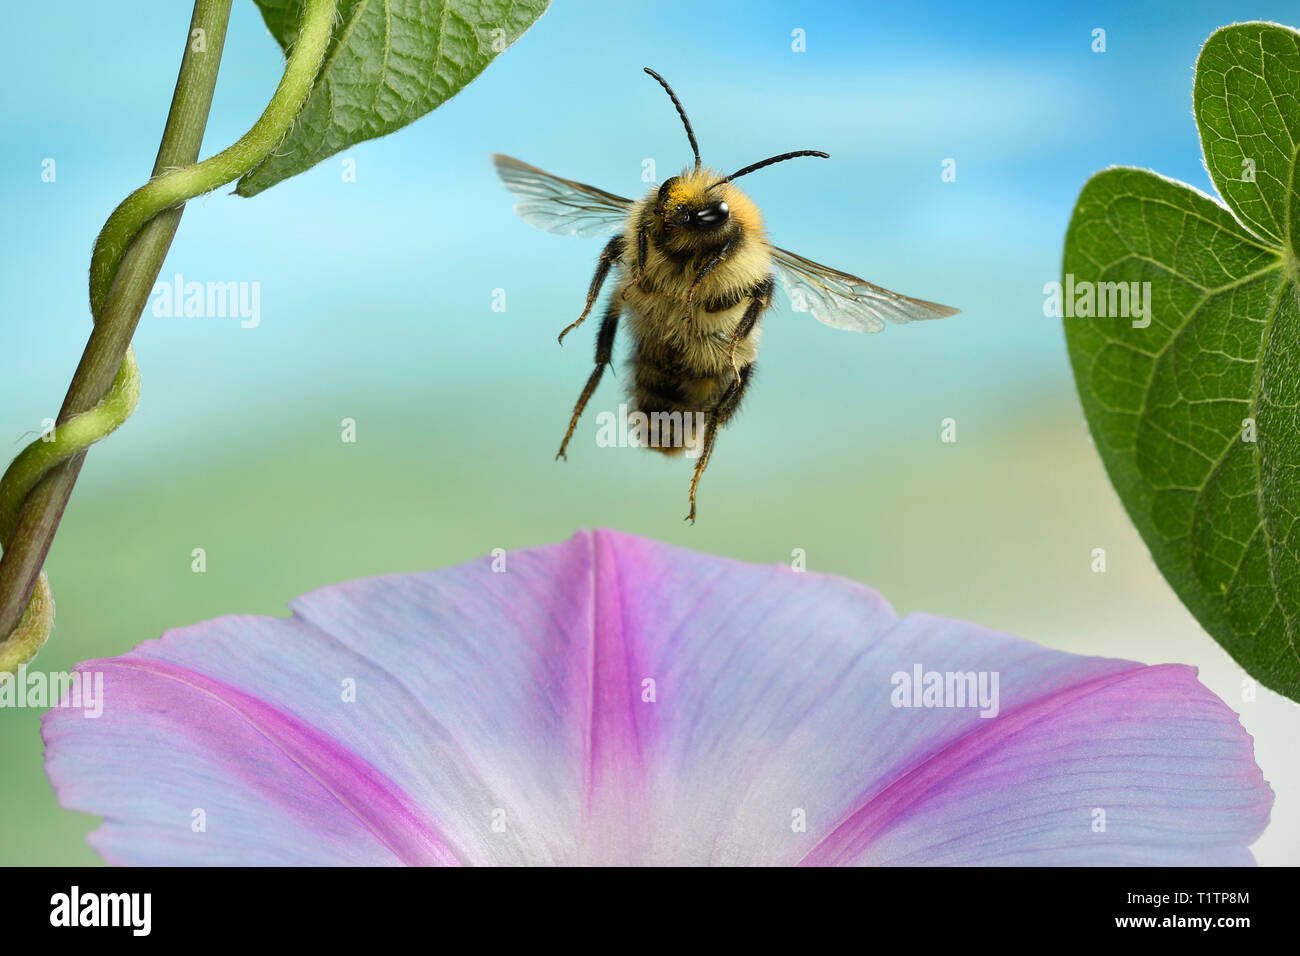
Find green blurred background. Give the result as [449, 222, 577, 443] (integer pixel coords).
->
[2, 0, 1297, 864]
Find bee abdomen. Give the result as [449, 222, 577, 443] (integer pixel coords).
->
[631, 353, 736, 456]
[633, 343, 722, 406]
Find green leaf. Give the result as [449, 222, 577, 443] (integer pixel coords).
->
[238, 0, 550, 196]
[1063, 21, 1300, 702]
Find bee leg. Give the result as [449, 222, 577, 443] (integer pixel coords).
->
[635, 221, 649, 289]
[557, 299, 621, 460]
[684, 229, 742, 322]
[623, 217, 651, 298]
[685, 430, 716, 524]
[559, 235, 625, 344]
[685, 363, 755, 522]
[724, 275, 774, 386]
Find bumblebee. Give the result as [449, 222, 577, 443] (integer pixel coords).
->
[495, 68, 958, 521]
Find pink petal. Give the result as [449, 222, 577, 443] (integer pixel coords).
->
[43, 529, 1272, 865]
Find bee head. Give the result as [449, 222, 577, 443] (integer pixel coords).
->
[641, 68, 828, 245]
[656, 171, 735, 233]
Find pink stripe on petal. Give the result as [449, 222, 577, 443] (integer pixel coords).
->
[800, 665, 1149, 865]
[83, 658, 460, 866]
[802, 662, 1270, 866]
[586, 531, 643, 796]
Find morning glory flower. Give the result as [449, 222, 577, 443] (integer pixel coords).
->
[43, 529, 1271, 865]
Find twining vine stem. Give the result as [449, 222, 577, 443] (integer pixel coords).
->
[0, 0, 338, 672]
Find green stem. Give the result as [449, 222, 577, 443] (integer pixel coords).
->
[88, 3, 336, 317]
[0, 0, 338, 671]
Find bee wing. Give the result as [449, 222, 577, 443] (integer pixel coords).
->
[771, 245, 960, 333]
[493, 154, 634, 238]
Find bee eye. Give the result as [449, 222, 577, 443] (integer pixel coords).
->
[688, 200, 730, 229]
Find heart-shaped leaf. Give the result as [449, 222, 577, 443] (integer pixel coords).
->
[238, 0, 550, 196]
[1063, 21, 1300, 702]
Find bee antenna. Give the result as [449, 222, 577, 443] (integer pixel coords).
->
[710, 150, 830, 188]
[644, 68, 701, 169]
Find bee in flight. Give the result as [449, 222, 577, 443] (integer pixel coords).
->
[494, 68, 958, 522]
